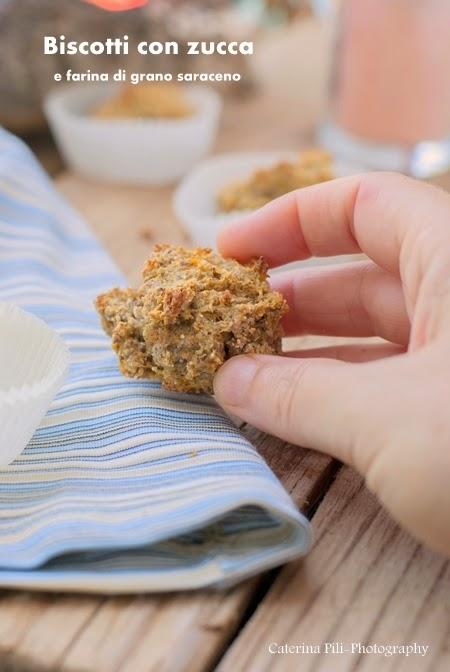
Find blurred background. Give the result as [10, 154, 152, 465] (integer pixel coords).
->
[1, 0, 449, 183]
[0, 0, 333, 174]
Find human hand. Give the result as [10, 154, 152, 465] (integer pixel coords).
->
[214, 172, 450, 557]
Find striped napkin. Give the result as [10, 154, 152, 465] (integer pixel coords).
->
[0, 129, 311, 593]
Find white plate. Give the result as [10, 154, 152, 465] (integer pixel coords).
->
[173, 151, 363, 270]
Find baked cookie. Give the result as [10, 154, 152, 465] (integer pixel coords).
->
[217, 148, 333, 212]
[95, 245, 287, 394]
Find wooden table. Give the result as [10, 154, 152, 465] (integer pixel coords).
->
[3, 25, 450, 672]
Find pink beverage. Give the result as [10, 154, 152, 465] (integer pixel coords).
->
[320, 0, 450, 175]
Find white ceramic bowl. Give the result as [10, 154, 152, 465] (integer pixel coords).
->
[0, 303, 70, 466]
[173, 151, 362, 267]
[44, 84, 222, 186]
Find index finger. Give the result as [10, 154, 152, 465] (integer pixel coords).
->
[217, 172, 450, 277]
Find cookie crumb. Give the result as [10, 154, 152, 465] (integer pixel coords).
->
[139, 226, 154, 243]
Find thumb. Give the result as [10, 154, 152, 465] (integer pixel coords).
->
[213, 354, 377, 470]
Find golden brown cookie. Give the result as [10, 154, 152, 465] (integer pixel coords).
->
[95, 245, 287, 394]
[217, 148, 333, 212]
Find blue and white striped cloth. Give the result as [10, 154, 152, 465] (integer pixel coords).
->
[0, 129, 311, 593]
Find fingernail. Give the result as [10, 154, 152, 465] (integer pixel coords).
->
[213, 356, 259, 407]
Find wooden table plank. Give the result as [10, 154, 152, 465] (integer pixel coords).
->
[5, 596, 102, 670]
[61, 589, 257, 672]
[0, 594, 56, 652]
[217, 468, 450, 672]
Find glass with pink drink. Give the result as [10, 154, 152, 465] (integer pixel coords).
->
[318, 0, 450, 177]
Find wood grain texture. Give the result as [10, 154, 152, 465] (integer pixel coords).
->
[62, 586, 258, 672]
[217, 467, 450, 672]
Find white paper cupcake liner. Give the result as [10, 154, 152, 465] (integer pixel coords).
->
[0, 303, 70, 465]
[44, 83, 222, 185]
